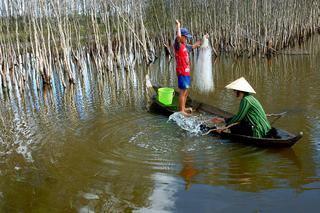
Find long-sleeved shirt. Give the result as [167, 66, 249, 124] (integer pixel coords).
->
[226, 94, 271, 138]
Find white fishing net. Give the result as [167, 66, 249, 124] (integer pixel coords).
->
[193, 36, 214, 93]
[168, 112, 203, 134]
[168, 112, 217, 135]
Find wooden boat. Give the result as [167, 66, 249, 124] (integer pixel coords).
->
[148, 84, 303, 148]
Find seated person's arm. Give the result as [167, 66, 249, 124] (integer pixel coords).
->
[226, 98, 250, 125]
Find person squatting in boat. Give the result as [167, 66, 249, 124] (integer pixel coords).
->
[211, 77, 272, 138]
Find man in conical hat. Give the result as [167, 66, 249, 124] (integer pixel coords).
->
[211, 77, 271, 138]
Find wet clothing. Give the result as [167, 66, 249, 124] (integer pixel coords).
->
[174, 38, 192, 77]
[178, 76, 191, 89]
[226, 94, 271, 138]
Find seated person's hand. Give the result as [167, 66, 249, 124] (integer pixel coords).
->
[210, 117, 225, 123]
[216, 129, 223, 134]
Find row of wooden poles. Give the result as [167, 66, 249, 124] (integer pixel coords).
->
[149, 0, 320, 57]
[0, 0, 319, 96]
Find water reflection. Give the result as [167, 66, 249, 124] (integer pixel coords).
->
[179, 153, 198, 191]
[137, 173, 178, 213]
[204, 147, 306, 192]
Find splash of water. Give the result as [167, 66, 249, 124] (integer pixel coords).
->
[194, 35, 214, 93]
[168, 112, 205, 135]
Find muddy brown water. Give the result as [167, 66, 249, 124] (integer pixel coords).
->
[0, 35, 320, 212]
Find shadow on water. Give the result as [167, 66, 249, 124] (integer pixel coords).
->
[0, 36, 320, 212]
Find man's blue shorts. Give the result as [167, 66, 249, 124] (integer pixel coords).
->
[178, 76, 191, 89]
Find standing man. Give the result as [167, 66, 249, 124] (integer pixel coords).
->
[174, 20, 202, 115]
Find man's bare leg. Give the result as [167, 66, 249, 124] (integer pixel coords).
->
[179, 89, 191, 115]
[179, 89, 186, 112]
[184, 89, 193, 113]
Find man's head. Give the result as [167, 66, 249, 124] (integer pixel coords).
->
[180, 28, 192, 39]
[233, 90, 247, 98]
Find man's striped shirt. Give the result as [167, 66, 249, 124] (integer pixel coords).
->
[226, 94, 271, 138]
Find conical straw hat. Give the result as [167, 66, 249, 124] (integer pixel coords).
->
[225, 77, 256, 94]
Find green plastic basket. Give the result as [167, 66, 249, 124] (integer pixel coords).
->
[158, 87, 174, 105]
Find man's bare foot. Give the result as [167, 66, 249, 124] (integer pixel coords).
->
[180, 111, 191, 117]
[185, 107, 193, 113]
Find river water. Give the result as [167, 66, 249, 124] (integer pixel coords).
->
[0, 35, 320, 212]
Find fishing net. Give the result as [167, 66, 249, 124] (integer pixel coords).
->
[168, 112, 216, 135]
[193, 37, 214, 93]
